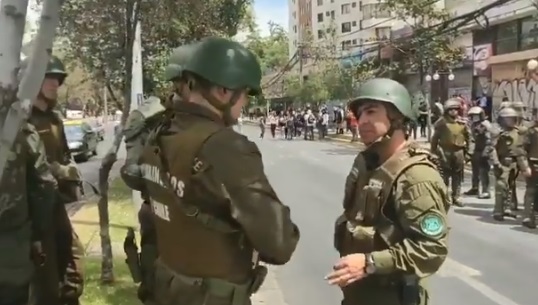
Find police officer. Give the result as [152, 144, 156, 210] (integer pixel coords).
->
[489, 107, 531, 221]
[431, 98, 472, 207]
[328, 78, 449, 305]
[121, 44, 196, 304]
[0, 124, 58, 305]
[522, 110, 538, 228]
[138, 37, 300, 305]
[510, 101, 531, 210]
[27, 56, 84, 305]
[464, 106, 492, 198]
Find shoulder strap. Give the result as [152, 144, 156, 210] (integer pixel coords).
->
[376, 147, 437, 207]
[152, 122, 239, 233]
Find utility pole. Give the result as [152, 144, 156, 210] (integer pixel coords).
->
[298, 44, 304, 86]
[103, 86, 108, 123]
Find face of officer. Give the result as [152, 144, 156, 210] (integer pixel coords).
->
[355, 101, 392, 145]
[41, 75, 60, 100]
[209, 86, 249, 120]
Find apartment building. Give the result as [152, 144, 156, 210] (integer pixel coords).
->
[288, 0, 402, 67]
[427, 0, 538, 113]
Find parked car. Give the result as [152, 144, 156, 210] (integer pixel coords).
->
[88, 119, 105, 141]
[63, 119, 99, 162]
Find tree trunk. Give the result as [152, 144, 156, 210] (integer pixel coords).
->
[97, 0, 139, 283]
[0, 0, 29, 181]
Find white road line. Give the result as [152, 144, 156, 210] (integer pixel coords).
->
[439, 258, 521, 305]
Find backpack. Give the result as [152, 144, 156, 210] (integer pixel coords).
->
[307, 115, 315, 124]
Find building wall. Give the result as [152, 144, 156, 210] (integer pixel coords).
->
[491, 61, 538, 114]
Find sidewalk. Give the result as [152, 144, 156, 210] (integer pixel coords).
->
[68, 177, 289, 305]
[327, 132, 430, 148]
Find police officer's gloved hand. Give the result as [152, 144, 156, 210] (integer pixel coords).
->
[493, 165, 503, 177]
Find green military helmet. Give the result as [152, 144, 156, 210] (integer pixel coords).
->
[45, 56, 68, 85]
[468, 106, 484, 115]
[498, 107, 518, 118]
[443, 98, 461, 111]
[164, 64, 182, 82]
[182, 37, 262, 96]
[18, 55, 67, 85]
[349, 78, 415, 121]
[164, 43, 199, 82]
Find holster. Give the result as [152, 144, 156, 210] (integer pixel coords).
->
[249, 265, 268, 294]
[400, 274, 420, 305]
[333, 214, 347, 253]
[124, 228, 142, 283]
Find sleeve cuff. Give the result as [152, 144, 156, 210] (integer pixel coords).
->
[372, 250, 395, 274]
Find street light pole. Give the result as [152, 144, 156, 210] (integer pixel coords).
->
[424, 70, 456, 141]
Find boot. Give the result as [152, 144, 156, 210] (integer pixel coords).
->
[522, 217, 536, 229]
[453, 198, 464, 207]
[493, 214, 504, 221]
[478, 192, 491, 199]
[463, 188, 478, 196]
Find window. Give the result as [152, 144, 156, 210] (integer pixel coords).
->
[341, 4, 351, 14]
[352, 2, 356, 7]
[341, 40, 352, 50]
[359, 1, 362, 10]
[352, 39, 357, 45]
[293, 25, 297, 33]
[318, 30, 324, 39]
[331, 0, 334, 2]
[331, 10, 335, 19]
[521, 17, 538, 51]
[359, 20, 362, 30]
[293, 40, 297, 46]
[341, 22, 352, 33]
[326, 11, 330, 16]
[317, 13, 324, 22]
[495, 21, 518, 55]
[375, 27, 391, 40]
[317, 0, 323, 5]
[292, 11, 296, 18]
[362, 4, 390, 19]
[352, 21, 357, 27]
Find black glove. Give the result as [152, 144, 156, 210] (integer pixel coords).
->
[493, 165, 503, 177]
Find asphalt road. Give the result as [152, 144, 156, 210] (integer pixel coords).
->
[239, 125, 538, 305]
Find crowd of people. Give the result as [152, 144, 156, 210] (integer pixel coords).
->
[252, 105, 361, 142]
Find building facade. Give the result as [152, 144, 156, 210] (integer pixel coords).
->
[446, 0, 538, 114]
[288, 0, 402, 72]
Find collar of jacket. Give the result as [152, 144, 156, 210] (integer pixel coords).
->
[174, 101, 225, 126]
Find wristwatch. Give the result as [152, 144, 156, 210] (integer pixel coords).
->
[364, 253, 376, 275]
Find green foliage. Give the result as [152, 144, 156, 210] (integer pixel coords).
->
[59, 0, 253, 106]
[383, 0, 464, 72]
[280, 22, 378, 103]
[244, 22, 289, 75]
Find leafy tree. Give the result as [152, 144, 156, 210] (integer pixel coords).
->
[244, 21, 289, 75]
[59, 0, 252, 283]
[382, 0, 464, 77]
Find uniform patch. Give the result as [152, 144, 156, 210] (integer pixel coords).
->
[420, 213, 445, 236]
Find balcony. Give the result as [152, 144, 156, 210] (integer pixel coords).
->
[360, 17, 392, 30]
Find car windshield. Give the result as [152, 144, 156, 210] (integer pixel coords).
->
[64, 125, 84, 140]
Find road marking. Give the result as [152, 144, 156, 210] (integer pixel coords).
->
[438, 257, 481, 277]
[439, 258, 521, 305]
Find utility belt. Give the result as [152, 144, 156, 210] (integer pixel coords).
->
[155, 259, 267, 305]
[499, 156, 516, 167]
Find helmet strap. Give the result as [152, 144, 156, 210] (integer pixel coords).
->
[201, 89, 242, 127]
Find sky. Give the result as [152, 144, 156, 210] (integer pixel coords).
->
[254, 0, 288, 36]
[24, 0, 288, 39]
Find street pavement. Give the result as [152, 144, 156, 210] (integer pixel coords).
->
[239, 125, 538, 305]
